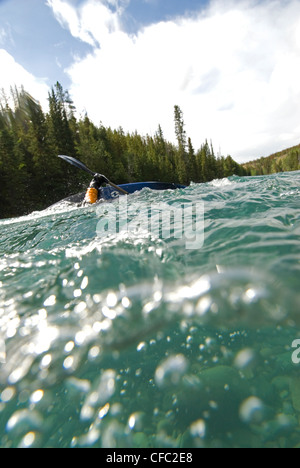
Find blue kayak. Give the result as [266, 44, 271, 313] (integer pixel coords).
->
[55, 181, 186, 205]
[101, 181, 185, 200]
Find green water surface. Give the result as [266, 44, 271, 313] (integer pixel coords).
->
[0, 172, 299, 448]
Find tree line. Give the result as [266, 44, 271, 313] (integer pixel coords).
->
[243, 145, 300, 176]
[0, 83, 248, 219]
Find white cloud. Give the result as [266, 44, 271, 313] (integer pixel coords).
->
[0, 49, 49, 108]
[0, 23, 15, 48]
[0, 28, 7, 45]
[47, 0, 124, 47]
[38, 0, 300, 161]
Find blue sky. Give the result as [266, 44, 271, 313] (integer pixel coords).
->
[1, 0, 300, 162]
[0, 0, 209, 89]
[0, 0, 94, 87]
[125, 0, 210, 29]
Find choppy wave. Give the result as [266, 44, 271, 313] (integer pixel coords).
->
[0, 172, 300, 448]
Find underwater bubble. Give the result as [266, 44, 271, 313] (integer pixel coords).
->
[33, 326, 59, 356]
[88, 345, 101, 360]
[121, 296, 131, 308]
[102, 420, 130, 449]
[1, 387, 16, 403]
[137, 341, 147, 352]
[76, 425, 100, 448]
[80, 370, 117, 421]
[106, 292, 118, 308]
[1, 172, 300, 448]
[155, 354, 188, 388]
[239, 397, 265, 424]
[190, 419, 206, 439]
[6, 409, 43, 436]
[128, 412, 145, 432]
[43, 295, 56, 307]
[81, 276, 89, 290]
[63, 356, 75, 371]
[99, 403, 110, 419]
[8, 355, 34, 384]
[40, 354, 52, 369]
[64, 341, 75, 353]
[196, 296, 213, 317]
[67, 377, 91, 394]
[234, 348, 256, 370]
[74, 302, 87, 315]
[30, 390, 44, 404]
[18, 431, 36, 448]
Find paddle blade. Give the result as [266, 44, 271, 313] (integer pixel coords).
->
[58, 155, 95, 176]
[58, 154, 129, 195]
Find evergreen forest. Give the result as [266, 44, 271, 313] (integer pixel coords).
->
[0, 83, 296, 219]
[243, 144, 300, 176]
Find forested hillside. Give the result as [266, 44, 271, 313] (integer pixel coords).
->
[0, 83, 247, 219]
[243, 144, 300, 175]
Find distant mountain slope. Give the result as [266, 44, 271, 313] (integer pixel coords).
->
[243, 143, 300, 175]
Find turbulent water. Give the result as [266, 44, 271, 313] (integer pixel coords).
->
[0, 171, 300, 448]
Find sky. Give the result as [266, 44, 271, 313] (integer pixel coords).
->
[1, 0, 300, 163]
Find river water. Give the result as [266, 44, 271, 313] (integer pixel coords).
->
[0, 172, 299, 448]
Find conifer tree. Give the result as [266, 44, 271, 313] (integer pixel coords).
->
[174, 105, 187, 151]
[174, 105, 188, 183]
[47, 82, 75, 158]
[0, 86, 248, 218]
[187, 137, 197, 182]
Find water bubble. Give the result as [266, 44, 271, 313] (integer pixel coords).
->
[122, 296, 131, 308]
[99, 403, 110, 419]
[81, 276, 89, 290]
[102, 420, 129, 449]
[102, 306, 117, 320]
[63, 356, 75, 371]
[106, 292, 118, 308]
[6, 409, 43, 436]
[155, 354, 188, 388]
[8, 355, 34, 384]
[67, 377, 91, 394]
[137, 341, 147, 352]
[239, 397, 265, 424]
[190, 419, 206, 439]
[74, 301, 87, 315]
[43, 295, 56, 307]
[88, 345, 101, 360]
[81, 370, 116, 421]
[40, 354, 52, 369]
[30, 390, 44, 404]
[1, 387, 16, 403]
[234, 348, 256, 370]
[33, 326, 59, 355]
[19, 431, 36, 448]
[128, 412, 145, 431]
[64, 341, 75, 353]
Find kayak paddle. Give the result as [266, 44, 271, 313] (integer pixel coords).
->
[58, 155, 129, 195]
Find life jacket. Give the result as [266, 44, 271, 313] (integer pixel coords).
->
[84, 187, 99, 204]
[84, 179, 100, 204]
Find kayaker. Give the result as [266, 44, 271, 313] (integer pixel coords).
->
[84, 173, 109, 204]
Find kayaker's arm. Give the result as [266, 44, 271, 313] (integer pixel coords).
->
[84, 173, 109, 204]
[58, 155, 129, 196]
